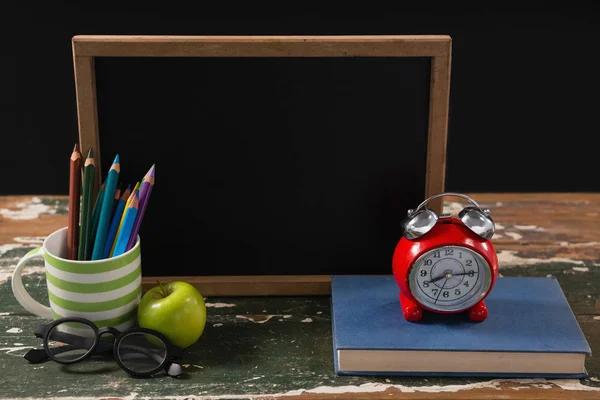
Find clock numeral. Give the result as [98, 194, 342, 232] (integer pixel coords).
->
[423, 281, 429, 288]
[424, 259, 432, 266]
[463, 281, 469, 287]
[466, 260, 473, 266]
[455, 289, 461, 295]
[444, 249, 454, 256]
[442, 291, 449, 298]
[459, 252, 463, 258]
[433, 251, 440, 258]
[420, 270, 427, 277]
[468, 270, 475, 277]
[432, 289, 438, 295]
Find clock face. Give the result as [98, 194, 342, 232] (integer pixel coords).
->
[408, 245, 492, 312]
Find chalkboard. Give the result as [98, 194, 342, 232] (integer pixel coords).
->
[72, 36, 451, 295]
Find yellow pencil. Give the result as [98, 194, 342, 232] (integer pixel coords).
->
[110, 183, 139, 257]
[119, 182, 139, 229]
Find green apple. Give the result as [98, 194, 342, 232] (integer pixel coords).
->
[137, 281, 207, 348]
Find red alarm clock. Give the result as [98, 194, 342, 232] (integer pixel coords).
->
[392, 192, 498, 322]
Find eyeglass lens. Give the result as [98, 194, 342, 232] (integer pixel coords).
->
[117, 332, 167, 374]
[47, 321, 96, 362]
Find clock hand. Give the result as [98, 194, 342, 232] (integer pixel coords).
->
[434, 278, 447, 304]
[426, 271, 478, 284]
[451, 271, 478, 277]
[426, 274, 447, 284]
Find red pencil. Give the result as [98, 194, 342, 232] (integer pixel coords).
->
[68, 144, 82, 259]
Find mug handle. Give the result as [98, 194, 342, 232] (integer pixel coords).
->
[11, 247, 53, 319]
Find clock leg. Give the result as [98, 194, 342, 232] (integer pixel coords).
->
[399, 291, 423, 322]
[468, 300, 488, 322]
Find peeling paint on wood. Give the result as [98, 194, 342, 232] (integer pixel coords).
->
[0, 197, 61, 220]
[280, 379, 600, 395]
[442, 202, 464, 215]
[504, 232, 523, 240]
[573, 267, 590, 272]
[0, 194, 599, 399]
[236, 314, 281, 323]
[0, 243, 27, 257]
[561, 242, 600, 247]
[513, 225, 545, 231]
[0, 345, 34, 355]
[0, 196, 68, 245]
[13, 237, 45, 244]
[206, 302, 237, 308]
[0, 264, 45, 284]
[498, 250, 585, 266]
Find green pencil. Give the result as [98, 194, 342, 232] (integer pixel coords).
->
[78, 149, 95, 260]
[87, 182, 105, 260]
[92, 155, 121, 260]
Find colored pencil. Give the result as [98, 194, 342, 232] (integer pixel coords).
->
[110, 185, 138, 257]
[92, 155, 121, 260]
[102, 186, 130, 259]
[78, 149, 95, 260]
[67, 144, 82, 260]
[112, 193, 139, 257]
[88, 182, 105, 260]
[113, 187, 121, 213]
[126, 164, 155, 251]
[121, 182, 139, 227]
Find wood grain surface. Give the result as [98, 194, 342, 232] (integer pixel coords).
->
[72, 35, 452, 57]
[1, 194, 599, 399]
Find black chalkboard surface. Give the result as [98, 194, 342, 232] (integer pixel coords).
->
[71, 35, 451, 295]
[95, 56, 430, 276]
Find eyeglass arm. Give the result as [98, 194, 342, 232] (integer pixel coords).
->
[24, 340, 113, 364]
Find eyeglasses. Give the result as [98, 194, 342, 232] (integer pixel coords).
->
[24, 317, 184, 378]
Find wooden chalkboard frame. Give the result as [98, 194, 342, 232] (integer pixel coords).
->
[71, 35, 452, 296]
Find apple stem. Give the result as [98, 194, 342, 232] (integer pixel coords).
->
[157, 280, 168, 298]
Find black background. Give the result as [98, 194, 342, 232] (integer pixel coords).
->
[4, 5, 599, 276]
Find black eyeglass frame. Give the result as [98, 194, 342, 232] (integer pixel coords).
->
[34, 317, 184, 378]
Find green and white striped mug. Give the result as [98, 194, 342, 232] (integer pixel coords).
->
[11, 227, 142, 331]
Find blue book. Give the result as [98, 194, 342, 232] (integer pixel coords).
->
[331, 275, 590, 378]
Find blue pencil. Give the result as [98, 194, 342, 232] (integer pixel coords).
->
[102, 185, 130, 259]
[92, 155, 120, 260]
[112, 193, 139, 257]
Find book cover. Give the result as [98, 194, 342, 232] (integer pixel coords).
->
[331, 275, 591, 377]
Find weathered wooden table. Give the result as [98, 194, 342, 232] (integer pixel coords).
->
[0, 194, 598, 399]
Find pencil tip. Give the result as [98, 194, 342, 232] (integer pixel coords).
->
[113, 154, 120, 164]
[71, 143, 82, 160]
[87, 148, 93, 157]
[147, 164, 156, 178]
